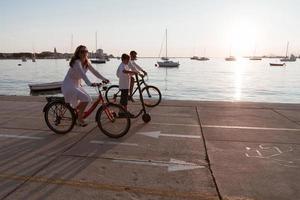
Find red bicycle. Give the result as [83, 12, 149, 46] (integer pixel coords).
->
[43, 82, 131, 138]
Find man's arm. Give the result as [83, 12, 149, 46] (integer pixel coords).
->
[133, 61, 147, 75]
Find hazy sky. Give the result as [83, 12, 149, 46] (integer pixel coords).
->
[1, 0, 299, 57]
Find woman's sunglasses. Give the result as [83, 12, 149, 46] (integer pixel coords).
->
[80, 50, 88, 54]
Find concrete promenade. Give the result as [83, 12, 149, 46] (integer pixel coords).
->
[0, 95, 299, 200]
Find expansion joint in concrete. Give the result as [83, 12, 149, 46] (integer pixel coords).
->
[195, 106, 223, 200]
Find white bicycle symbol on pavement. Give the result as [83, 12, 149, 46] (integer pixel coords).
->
[245, 144, 299, 168]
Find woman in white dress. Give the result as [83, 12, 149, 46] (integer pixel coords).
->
[62, 45, 109, 126]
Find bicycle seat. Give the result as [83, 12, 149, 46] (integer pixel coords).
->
[46, 96, 65, 103]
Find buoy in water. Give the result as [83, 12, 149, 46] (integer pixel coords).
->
[18, 64, 22, 66]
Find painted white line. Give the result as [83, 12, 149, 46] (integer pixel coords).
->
[150, 122, 200, 127]
[90, 140, 138, 146]
[0, 134, 44, 140]
[161, 133, 201, 139]
[202, 125, 300, 132]
[151, 113, 192, 118]
[113, 158, 205, 172]
[137, 131, 201, 139]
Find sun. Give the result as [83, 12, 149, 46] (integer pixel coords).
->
[228, 20, 258, 57]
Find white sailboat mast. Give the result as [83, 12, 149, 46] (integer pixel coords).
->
[166, 29, 168, 58]
[71, 34, 73, 53]
[285, 41, 289, 58]
[95, 31, 98, 52]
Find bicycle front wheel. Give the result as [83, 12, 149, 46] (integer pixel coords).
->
[105, 85, 121, 104]
[141, 86, 162, 107]
[96, 103, 131, 138]
[44, 101, 76, 134]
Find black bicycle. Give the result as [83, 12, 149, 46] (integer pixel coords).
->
[105, 74, 161, 107]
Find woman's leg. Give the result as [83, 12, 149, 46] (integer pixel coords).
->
[77, 102, 88, 123]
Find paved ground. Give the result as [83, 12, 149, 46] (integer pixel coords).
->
[0, 95, 299, 200]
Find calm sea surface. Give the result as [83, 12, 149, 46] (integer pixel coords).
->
[0, 58, 299, 103]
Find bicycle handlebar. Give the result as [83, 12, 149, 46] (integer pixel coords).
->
[91, 80, 110, 87]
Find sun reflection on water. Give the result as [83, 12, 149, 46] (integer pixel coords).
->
[233, 58, 245, 100]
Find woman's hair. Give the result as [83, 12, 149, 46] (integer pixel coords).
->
[69, 45, 88, 68]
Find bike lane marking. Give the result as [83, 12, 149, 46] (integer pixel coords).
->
[147, 122, 200, 127]
[137, 131, 201, 139]
[90, 140, 138, 146]
[113, 158, 206, 172]
[0, 134, 44, 140]
[202, 125, 300, 132]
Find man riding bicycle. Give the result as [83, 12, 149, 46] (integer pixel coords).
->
[128, 50, 147, 101]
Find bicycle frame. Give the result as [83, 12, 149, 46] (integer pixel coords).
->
[131, 76, 147, 97]
[82, 86, 106, 119]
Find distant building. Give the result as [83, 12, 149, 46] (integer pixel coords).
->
[54, 47, 57, 59]
[95, 49, 104, 58]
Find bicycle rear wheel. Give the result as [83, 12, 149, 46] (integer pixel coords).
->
[105, 85, 121, 104]
[96, 103, 131, 138]
[44, 101, 76, 134]
[141, 85, 162, 107]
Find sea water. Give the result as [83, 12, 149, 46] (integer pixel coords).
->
[0, 58, 299, 103]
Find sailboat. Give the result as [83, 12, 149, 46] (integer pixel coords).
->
[249, 46, 262, 60]
[191, 48, 209, 61]
[157, 29, 179, 68]
[225, 46, 236, 61]
[198, 48, 209, 61]
[225, 56, 236, 61]
[32, 53, 36, 62]
[280, 42, 296, 62]
[91, 32, 106, 64]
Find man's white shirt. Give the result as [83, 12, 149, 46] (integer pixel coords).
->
[128, 60, 143, 72]
[116, 63, 130, 89]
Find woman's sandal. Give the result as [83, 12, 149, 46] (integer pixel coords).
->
[77, 120, 88, 127]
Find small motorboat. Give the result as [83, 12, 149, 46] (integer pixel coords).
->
[29, 81, 62, 92]
[269, 63, 286, 67]
[91, 58, 106, 64]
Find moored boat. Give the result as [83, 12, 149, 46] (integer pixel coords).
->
[269, 63, 285, 66]
[249, 56, 262, 60]
[91, 59, 106, 64]
[157, 29, 179, 68]
[280, 54, 296, 62]
[198, 57, 210, 61]
[157, 60, 179, 68]
[280, 42, 296, 62]
[29, 81, 62, 92]
[225, 56, 236, 61]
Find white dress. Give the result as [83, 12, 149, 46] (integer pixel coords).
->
[62, 59, 106, 108]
